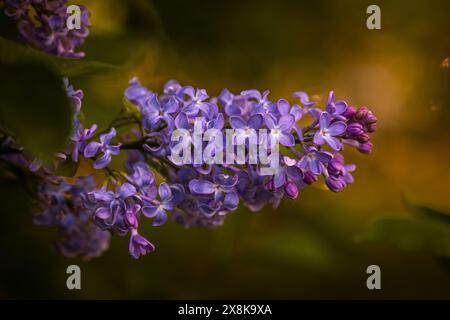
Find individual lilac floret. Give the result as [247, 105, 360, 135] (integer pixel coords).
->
[293, 91, 316, 107]
[129, 229, 155, 259]
[178, 86, 210, 116]
[229, 114, 264, 144]
[298, 146, 332, 175]
[141, 95, 178, 131]
[189, 173, 239, 211]
[313, 112, 347, 150]
[84, 128, 121, 169]
[71, 124, 97, 162]
[142, 183, 173, 226]
[325, 91, 348, 115]
[265, 114, 296, 147]
[241, 89, 275, 114]
[270, 156, 303, 190]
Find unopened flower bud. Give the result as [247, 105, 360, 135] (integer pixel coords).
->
[342, 106, 356, 119]
[303, 171, 317, 185]
[326, 176, 345, 192]
[328, 159, 344, 176]
[124, 212, 138, 229]
[358, 141, 373, 154]
[347, 123, 364, 136]
[355, 107, 369, 121]
[284, 182, 299, 199]
[357, 132, 370, 143]
[367, 122, 377, 132]
[265, 178, 276, 192]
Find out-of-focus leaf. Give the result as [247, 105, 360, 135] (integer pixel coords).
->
[0, 36, 119, 77]
[356, 218, 450, 258]
[403, 195, 450, 225]
[0, 62, 72, 161]
[240, 229, 339, 272]
[54, 158, 80, 177]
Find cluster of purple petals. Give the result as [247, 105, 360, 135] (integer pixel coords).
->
[3, 0, 90, 58]
[122, 78, 378, 231]
[34, 176, 110, 259]
[84, 161, 172, 259]
[0, 76, 377, 260]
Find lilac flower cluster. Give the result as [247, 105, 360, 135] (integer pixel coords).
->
[34, 176, 110, 259]
[2, 0, 90, 58]
[0, 0, 379, 261]
[0, 77, 377, 260]
[120, 79, 377, 233]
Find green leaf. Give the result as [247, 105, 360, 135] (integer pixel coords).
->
[0, 62, 73, 161]
[356, 218, 450, 258]
[403, 195, 450, 225]
[0, 36, 119, 77]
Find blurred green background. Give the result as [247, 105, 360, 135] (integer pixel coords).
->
[1, 0, 450, 299]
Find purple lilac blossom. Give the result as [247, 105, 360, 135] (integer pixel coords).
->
[3, 0, 91, 58]
[83, 128, 121, 169]
[33, 176, 110, 260]
[0, 74, 378, 260]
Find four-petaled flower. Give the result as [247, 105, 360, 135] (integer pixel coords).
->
[313, 112, 347, 151]
[142, 183, 174, 226]
[189, 174, 239, 211]
[298, 146, 332, 175]
[265, 114, 296, 147]
[142, 95, 178, 131]
[229, 114, 264, 144]
[129, 229, 155, 259]
[84, 128, 121, 169]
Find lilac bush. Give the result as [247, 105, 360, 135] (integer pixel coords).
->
[0, 76, 377, 259]
[2, 0, 90, 58]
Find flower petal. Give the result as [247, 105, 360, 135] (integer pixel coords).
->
[319, 112, 331, 130]
[278, 115, 294, 132]
[152, 210, 168, 226]
[224, 192, 239, 210]
[324, 136, 343, 151]
[142, 203, 159, 218]
[286, 166, 303, 181]
[334, 101, 348, 114]
[279, 132, 295, 147]
[83, 142, 101, 158]
[229, 116, 247, 129]
[159, 182, 172, 201]
[175, 112, 190, 130]
[313, 131, 325, 145]
[328, 121, 347, 136]
[309, 159, 322, 175]
[93, 152, 111, 169]
[189, 179, 215, 194]
[118, 183, 137, 199]
[248, 114, 263, 129]
[277, 98, 290, 115]
[264, 114, 277, 130]
[273, 170, 286, 189]
[100, 127, 116, 146]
